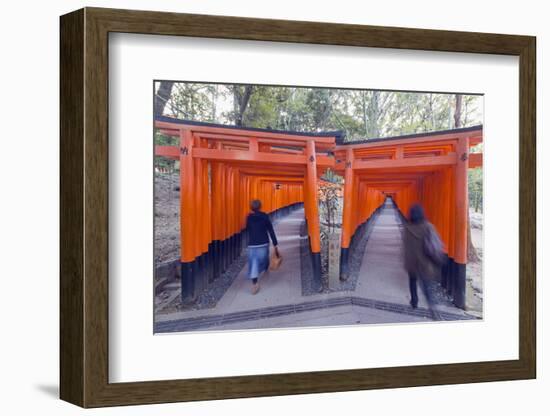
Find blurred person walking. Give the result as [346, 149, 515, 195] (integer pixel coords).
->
[403, 203, 445, 308]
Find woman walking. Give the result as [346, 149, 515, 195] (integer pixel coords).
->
[403, 203, 444, 308]
[245, 199, 280, 294]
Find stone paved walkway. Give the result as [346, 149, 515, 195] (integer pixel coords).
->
[155, 201, 474, 332]
[212, 208, 306, 313]
[354, 199, 430, 308]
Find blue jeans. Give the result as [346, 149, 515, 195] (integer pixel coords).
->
[247, 243, 269, 279]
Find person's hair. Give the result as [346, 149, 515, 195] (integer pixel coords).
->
[409, 203, 425, 224]
[250, 199, 262, 212]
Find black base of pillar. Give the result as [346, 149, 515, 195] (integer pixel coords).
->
[195, 253, 207, 294]
[225, 237, 231, 269]
[230, 234, 236, 261]
[191, 259, 199, 301]
[439, 256, 466, 310]
[227, 235, 232, 263]
[243, 229, 249, 247]
[340, 247, 350, 281]
[206, 242, 214, 283]
[453, 262, 466, 309]
[448, 261, 456, 297]
[311, 252, 322, 292]
[236, 232, 242, 258]
[181, 261, 195, 302]
[220, 238, 229, 272]
[212, 240, 220, 279]
[440, 254, 451, 288]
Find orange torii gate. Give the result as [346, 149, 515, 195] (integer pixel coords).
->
[334, 125, 483, 308]
[154, 117, 338, 301]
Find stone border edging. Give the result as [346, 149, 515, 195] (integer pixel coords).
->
[155, 294, 478, 333]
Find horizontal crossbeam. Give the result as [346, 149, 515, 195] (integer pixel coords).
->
[155, 145, 334, 167]
[469, 152, 483, 168]
[156, 120, 337, 146]
[352, 153, 457, 170]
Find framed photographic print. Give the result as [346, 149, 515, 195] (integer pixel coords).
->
[60, 7, 536, 408]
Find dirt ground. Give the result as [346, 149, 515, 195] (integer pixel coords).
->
[154, 172, 180, 266]
[466, 209, 483, 315]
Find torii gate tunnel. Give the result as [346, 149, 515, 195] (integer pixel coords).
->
[334, 125, 483, 308]
[155, 117, 339, 300]
[155, 117, 482, 309]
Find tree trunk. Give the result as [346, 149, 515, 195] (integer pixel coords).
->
[233, 85, 254, 126]
[154, 81, 174, 117]
[211, 85, 218, 121]
[454, 94, 463, 128]
[362, 91, 368, 136]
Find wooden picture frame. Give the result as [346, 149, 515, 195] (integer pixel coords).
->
[60, 7, 536, 408]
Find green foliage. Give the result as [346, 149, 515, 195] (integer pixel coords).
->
[158, 82, 483, 141]
[241, 86, 283, 129]
[322, 169, 343, 184]
[154, 131, 176, 146]
[163, 83, 226, 122]
[154, 131, 177, 171]
[468, 167, 483, 212]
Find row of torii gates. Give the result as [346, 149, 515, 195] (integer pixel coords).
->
[155, 116, 482, 309]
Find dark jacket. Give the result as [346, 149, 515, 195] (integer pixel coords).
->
[246, 211, 278, 246]
[403, 221, 439, 278]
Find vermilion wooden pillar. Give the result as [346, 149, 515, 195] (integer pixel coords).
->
[201, 152, 213, 284]
[219, 163, 229, 272]
[179, 129, 196, 302]
[340, 148, 354, 281]
[227, 166, 236, 265]
[306, 140, 322, 290]
[193, 136, 207, 295]
[453, 136, 469, 308]
[210, 162, 222, 280]
[233, 166, 243, 260]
